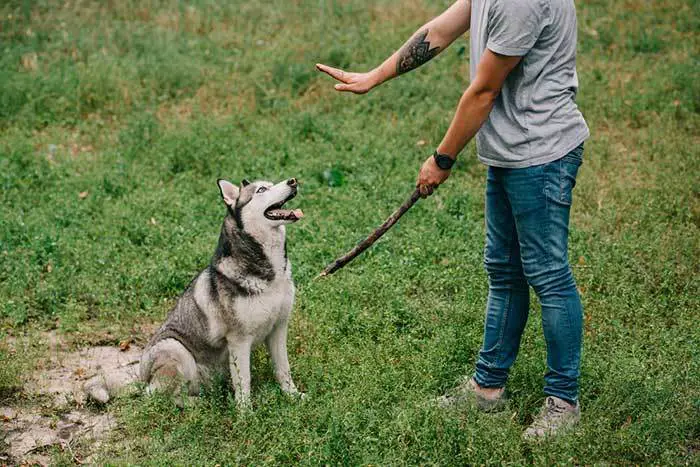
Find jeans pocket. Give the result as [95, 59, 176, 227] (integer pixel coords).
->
[544, 150, 582, 206]
[560, 164, 578, 205]
[562, 144, 584, 168]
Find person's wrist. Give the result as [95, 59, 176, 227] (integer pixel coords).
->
[368, 68, 385, 87]
[433, 150, 456, 170]
[435, 144, 457, 158]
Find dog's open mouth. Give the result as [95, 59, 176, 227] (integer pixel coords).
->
[264, 191, 304, 222]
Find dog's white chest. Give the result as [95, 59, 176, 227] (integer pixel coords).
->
[195, 265, 294, 347]
[233, 275, 294, 341]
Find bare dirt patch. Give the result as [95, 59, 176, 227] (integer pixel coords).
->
[1, 333, 141, 465]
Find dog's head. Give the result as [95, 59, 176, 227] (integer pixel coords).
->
[217, 178, 303, 229]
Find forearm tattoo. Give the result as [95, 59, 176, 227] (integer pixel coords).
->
[396, 30, 440, 75]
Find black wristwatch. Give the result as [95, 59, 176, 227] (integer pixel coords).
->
[433, 151, 456, 170]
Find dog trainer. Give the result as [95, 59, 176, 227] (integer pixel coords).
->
[317, 0, 589, 439]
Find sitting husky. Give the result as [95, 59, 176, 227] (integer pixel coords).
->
[85, 178, 304, 407]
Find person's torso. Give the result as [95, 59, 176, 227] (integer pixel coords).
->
[470, 0, 589, 168]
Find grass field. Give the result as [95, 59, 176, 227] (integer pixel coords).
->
[1, 0, 699, 464]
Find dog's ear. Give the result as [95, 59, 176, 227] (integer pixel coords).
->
[241, 179, 251, 187]
[217, 179, 239, 207]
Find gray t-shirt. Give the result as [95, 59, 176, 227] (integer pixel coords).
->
[470, 0, 590, 168]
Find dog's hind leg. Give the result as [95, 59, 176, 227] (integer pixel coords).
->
[265, 320, 301, 397]
[140, 338, 200, 404]
[83, 361, 140, 404]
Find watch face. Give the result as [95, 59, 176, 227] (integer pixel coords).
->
[436, 155, 453, 169]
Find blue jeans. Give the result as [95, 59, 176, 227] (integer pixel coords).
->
[473, 144, 584, 404]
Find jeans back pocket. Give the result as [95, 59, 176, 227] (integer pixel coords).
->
[562, 143, 584, 168]
[560, 144, 584, 204]
[545, 145, 584, 206]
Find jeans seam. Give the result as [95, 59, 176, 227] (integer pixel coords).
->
[495, 285, 511, 367]
[567, 276, 579, 392]
[559, 159, 565, 203]
[542, 167, 553, 270]
[494, 235, 514, 367]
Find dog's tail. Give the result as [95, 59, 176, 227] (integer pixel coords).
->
[83, 360, 140, 404]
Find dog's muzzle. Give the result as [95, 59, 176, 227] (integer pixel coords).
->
[264, 184, 303, 222]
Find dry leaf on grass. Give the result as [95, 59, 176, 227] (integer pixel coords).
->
[21, 52, 38, 71]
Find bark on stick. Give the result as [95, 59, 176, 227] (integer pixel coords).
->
[318, 188, 421, 277]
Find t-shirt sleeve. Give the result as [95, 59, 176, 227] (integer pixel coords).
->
[487, 0, 551, 56]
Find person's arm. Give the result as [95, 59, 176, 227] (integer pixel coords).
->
[416, 49, 521, 197]
[316, 0, 471, 94]
[416, 0, 551, 197]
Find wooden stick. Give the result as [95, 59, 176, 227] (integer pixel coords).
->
[317, 187, 421, 278]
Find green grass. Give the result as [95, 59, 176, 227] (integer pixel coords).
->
[1, 0, 699, 464]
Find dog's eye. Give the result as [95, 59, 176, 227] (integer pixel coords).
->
[256, 187, 267, 194]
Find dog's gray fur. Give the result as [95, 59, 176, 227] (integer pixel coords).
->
[85, 178, 303, 407]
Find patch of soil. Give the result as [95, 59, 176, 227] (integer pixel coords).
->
[1, 334, 142, 465]
[2, 407, 114, 465]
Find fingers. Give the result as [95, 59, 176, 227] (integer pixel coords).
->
[317, 63, 374, 94]
[418, 184, 435, 198]
[416, 176, 440, 198]
[334, 83, 367, 94]
[316, 63, 350, 83]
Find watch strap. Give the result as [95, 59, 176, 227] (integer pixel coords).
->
[433, 151, 455, 170]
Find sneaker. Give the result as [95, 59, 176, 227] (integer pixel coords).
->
[436, 378, 507, 412]
[523, 396, 580, 440]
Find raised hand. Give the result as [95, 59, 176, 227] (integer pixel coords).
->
[315, 63, 380, 94]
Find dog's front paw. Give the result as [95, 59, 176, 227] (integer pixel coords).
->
[285, 389, 307, 401]
[235, 397, 253, 412]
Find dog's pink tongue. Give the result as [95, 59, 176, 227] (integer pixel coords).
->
[292, 209, 304, 219]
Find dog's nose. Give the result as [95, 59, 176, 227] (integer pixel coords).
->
[287, 178, 297, 187]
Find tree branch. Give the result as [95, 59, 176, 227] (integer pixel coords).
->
[317, 188, 422, 278]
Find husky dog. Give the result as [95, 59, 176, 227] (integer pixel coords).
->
[85, 178, 304, 407]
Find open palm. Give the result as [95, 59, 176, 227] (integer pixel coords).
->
[315, 63, 379, 94]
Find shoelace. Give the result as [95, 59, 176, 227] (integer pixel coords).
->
[546, 397, 568, 415]
[531, 399, 568, 428]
